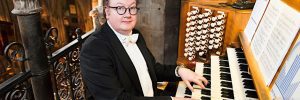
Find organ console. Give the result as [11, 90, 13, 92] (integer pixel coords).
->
[173, 0, 300, 100]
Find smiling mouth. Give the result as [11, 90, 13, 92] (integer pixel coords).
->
[122, 21, 132, 23]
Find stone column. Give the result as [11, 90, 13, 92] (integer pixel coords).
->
[11, 0, 54, 99]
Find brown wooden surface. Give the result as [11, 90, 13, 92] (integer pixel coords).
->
[222, 7, 251, 56]
[0, 21, 14, 53]
[282, 0, 300, 12]
[0, 0, 21, 43]
[0, 0, 12, 22]
[177, 1, 190, 66]
[239, 32, 271, 100]
[177, 1, 252, 66]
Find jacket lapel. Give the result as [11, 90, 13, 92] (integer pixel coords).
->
[101, 23, 144, 95]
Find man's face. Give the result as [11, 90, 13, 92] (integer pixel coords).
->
[105, 0, 137, 35]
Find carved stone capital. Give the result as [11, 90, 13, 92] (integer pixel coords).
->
[11, 0, 42, 15]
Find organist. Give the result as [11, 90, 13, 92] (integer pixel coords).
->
[79, 0, 208, 100]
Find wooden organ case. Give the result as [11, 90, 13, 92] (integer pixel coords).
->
[175, 0, 300, 100]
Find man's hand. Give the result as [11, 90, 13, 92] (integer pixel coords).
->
[178, 67, 208, 92]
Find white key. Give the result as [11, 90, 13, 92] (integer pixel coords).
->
[211, 55, 222, 99]
[175, 81, 188, 97]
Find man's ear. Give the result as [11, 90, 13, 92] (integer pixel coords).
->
[104, 7, 110, 19]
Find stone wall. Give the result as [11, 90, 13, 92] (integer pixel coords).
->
[135, 0, 180, 65]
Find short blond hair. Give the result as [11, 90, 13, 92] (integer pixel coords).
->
[104, 0, 139, 7]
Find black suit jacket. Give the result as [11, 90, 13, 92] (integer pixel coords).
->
[80, 22, 180, 100]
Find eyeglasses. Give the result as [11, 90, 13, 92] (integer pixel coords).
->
[108, 6, 139, 15]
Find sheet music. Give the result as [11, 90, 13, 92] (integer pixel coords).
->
[272, 39, 300, 99]
[244, 0, 270, 41]
[250, 0, 300, 85]
[251, 0, 281, 59]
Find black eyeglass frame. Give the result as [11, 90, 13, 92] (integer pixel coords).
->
[108, 6, 140, 15]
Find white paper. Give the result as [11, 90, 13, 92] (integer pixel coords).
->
[273, 40, 300, 99]
[244, 0, 270, 41]
[271, 85, 283, 100]
[250, 0, 300, 85]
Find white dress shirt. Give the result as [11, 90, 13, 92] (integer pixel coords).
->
[108, 22, 154, 97]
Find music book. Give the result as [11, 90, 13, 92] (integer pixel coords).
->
[250, 0, 300, 85]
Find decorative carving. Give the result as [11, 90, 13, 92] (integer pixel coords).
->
[11, 0, 42, 15]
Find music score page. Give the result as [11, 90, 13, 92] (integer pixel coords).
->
[244, 0, 270, 41]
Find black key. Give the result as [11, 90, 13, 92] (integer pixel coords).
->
[219, 61, 229, 67]
[201, 96, 211, 100]
[220, 73, 232, 81]
[222, 94, 234, 99]
[219, 56, 228, 60]
[203, 75, 211, 80]
[243, 80, 255, 89]
[221, 88, 234, 99]
[238, 59, 248, 64]
[236, 51, 245, 55]
[204, 68, 211, 74]
[221, 88, 233, 94]
[220, 67, 230, 73]
[240, 64, 249, 67]
[235, 48, 243, 52]
[221, 93, 234, 99]
[246, 90, 258, 98]
[201, 89, 211, 95]
[221, 81, 233, 88]
[221, 76, 231, 81]
[220, 76, 231, 81]
[184, 87, 192, 95]
[241, 72, 252, 79]
[236, 53, 245, 58]
[204, 63, 210, 67]
[240, 65, 248, 72]
[184, 95, 191, 98]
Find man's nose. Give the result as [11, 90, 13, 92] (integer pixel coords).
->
[123, 9, 131, 17]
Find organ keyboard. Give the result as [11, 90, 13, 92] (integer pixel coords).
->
[175, 48, 258, 99]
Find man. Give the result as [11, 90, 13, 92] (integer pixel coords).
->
[80, 0, 208, 99]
